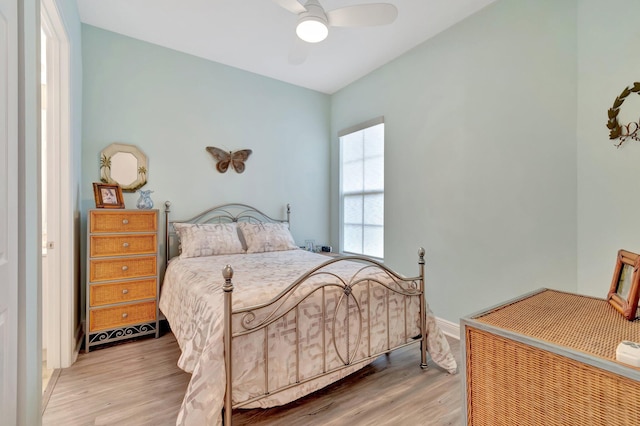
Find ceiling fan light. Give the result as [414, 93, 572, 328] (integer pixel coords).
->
[296, 17, 328, 43]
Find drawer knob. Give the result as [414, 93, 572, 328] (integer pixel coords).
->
[121, 265, 129, 271]
[122, 242, 130, 248]
[122, 219, 129, 225]
[122, 289, 129, 295]
[122, 312, 128, 319]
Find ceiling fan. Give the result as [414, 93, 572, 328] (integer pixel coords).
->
[273, 0, 398, 63]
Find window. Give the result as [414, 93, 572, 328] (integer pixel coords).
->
[339, 118, 384, 258]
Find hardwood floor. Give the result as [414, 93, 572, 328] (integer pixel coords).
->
[43, 332, 462, 425]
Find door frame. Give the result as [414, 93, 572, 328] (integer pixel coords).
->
[41, 0, 74, 368]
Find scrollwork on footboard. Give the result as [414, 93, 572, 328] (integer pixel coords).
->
[222, 249, 428, 424]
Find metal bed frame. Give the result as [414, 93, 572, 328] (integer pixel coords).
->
[163, 202, 428, 425]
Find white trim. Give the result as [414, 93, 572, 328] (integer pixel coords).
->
[337, 116, 384, 137]
[436, 316, 460, 340]
[41, 0, 74, 368]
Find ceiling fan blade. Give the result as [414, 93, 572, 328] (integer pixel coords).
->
[288, 37, 310, 65]
[272, 0, 307, 14]
[327, 3, 398, 27]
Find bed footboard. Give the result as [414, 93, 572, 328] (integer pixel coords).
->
[221, 249, 428, 425]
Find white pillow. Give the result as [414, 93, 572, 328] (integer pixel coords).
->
[237, 222, 298, 253]
[174, 222, 245, 258]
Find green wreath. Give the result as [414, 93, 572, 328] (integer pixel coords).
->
[607, 82, 640, 147]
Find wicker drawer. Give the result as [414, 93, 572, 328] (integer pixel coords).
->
[89, 256, 157, 282]
[90, 234, 157, 257]
[89, 210, 157, 233]
[89, 279, 157, 307]
[89, 301, 156, 332]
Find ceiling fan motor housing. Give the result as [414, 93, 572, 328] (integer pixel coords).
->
[296, 0, 329, 43]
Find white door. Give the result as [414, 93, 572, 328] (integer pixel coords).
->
[0, 0, 19, 422]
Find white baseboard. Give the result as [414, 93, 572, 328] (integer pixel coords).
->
[436, 316, 460, 340]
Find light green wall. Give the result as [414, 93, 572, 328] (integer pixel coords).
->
[19, 0, 82, 422]
[80, 0, 640, 325]
[81, 25, 331, 254]
[55, 0, 84, 366]
[331, 0, 578, 323]
[577, 0, 640, 296]
[18, 1, 41, 422]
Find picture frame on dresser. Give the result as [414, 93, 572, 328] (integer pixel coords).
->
[93, 182, 125, 209]
[607, 249, 640, 320]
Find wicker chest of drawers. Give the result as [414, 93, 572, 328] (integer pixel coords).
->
[85, 209, 159, 351]
[462, 289, 640, 426]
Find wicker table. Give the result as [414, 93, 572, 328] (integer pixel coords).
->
[461, 289, 640, 426]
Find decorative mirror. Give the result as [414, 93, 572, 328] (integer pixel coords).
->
[100, 143, 148, 192]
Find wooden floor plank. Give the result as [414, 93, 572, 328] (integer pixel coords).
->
[43, 332, 461, 425]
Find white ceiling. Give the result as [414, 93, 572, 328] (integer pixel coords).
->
[76, 0, 497, 94]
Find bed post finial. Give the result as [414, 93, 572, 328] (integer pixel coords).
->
[223, 264, 234, 284]
[286, 203, 291, 224]
[222, 264, 233, 425]
[418, 247, 428, 369]
[165, 201, 172, 272]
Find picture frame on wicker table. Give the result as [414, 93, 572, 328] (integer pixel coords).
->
[607, 249, 640, 320]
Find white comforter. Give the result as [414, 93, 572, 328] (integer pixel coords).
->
[160, 249, 457, 426]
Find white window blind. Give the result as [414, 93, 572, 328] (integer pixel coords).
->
[339, 118, 384, 258]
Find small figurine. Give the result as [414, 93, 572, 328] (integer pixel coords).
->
[136, 189, 154, 209]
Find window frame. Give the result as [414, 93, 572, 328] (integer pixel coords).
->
[338, 116, 385, 259]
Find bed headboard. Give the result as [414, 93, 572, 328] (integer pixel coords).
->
[164, 201, 291, 268]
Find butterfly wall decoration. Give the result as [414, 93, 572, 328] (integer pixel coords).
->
[206, 147, 252, 173]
